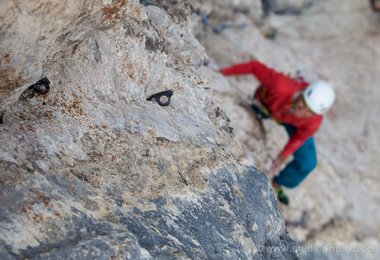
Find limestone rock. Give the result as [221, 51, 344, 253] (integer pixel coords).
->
[0, 0, 298, 259]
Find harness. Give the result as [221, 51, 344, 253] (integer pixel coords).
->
[253, 85, 271, 117]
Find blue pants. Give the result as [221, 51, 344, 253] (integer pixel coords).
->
[274, 125, 317, 188]
[251, 103, 317, 188]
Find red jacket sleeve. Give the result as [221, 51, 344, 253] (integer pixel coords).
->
[220, 60, 284, 87]
[279, 120, 321, 160]
[280, 133, 306, 160]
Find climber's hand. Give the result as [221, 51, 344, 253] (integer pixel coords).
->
[269, 157, 283, 178]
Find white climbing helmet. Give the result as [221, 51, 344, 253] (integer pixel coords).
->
[302, 81, 335, 115]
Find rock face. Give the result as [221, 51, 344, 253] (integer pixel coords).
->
[0, 0, 298, 259]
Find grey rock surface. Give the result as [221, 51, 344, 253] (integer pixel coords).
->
[0, 0, 298, 259]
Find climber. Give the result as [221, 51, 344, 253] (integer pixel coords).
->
[219, 60, 335, 205]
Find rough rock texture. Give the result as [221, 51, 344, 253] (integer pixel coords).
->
[0, 0, 298, 259]
[193, 0, 380, 259]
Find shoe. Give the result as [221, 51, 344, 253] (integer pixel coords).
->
[275, 188, 289, 205]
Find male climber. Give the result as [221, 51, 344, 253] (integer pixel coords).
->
[220, 60, 335, 205]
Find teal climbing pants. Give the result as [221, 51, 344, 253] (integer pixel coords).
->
[273, 124, 317, 188]
[251, 101, 317, 188]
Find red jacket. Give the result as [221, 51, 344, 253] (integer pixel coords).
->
[221, 60, 322, 160]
